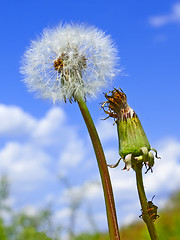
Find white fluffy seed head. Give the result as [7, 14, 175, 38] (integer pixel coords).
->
[21, 23, 119, 103]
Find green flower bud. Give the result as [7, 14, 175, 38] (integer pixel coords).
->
[102, 88, 150, 158]
[102, 88, 160, 170]
[117, 111, 150, 157]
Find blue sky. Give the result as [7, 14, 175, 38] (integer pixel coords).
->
[0, 0, 180, 238]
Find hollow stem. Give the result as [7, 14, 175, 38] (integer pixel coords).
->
[134, 163, 159, 240]
[77, 98, 120, 240]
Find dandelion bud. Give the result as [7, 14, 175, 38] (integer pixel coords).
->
[117, 108, 150, 157]
[102, 88, 159, 170]
[102, 88, 150, 156]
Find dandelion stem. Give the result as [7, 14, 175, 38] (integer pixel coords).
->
[134, 163, 159, 240]
[77, 98, 120, 240]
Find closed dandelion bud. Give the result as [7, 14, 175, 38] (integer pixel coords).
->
[117, 105, 150, 157]
[102, 88, 160, 170]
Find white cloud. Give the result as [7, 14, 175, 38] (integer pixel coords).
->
[0, 141, 53, 192]
[59, 180, 102, 205]
[1, 103, 180, 235]
[0, 104, 88, 201]
[0, 104, 69, 146]
[144, 138, 180, 194]
[149, 2, 180, 27]
[21, 205, 38, 217]
[59, 137, 86, 168]
[32, 107, 66, 146]
[122, 213, 137, 226]
[0, 104, 37, 136]
[54, 207, 72, 222]
[54, 207, 103, 235]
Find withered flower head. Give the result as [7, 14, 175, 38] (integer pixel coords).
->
[101, 88, 135, 122]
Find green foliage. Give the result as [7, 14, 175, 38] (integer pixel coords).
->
[74, 232, 109, 240]
[155, 190, 180, 240]
[1, 174, 180, 240]
[0, 176, 11, 213]
[120, 222, 149, 240]
[0, 176, 9, 201]
[10, 208, 52, 231]
[18, 227, 52, 240]
[0, 219, 7, 240]
[4, 209, 58, 240]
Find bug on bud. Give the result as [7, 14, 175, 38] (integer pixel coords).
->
[139, 195, 159, 222]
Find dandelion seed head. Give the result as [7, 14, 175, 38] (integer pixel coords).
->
[21, 23, 119, 103]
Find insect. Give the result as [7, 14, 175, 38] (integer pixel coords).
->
[139, 195, 159, 222]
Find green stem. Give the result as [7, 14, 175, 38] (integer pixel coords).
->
[134, 163, 158, 240]
[77, 98, 120, 240]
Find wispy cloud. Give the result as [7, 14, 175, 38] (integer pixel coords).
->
[149, 2, 180, 27]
